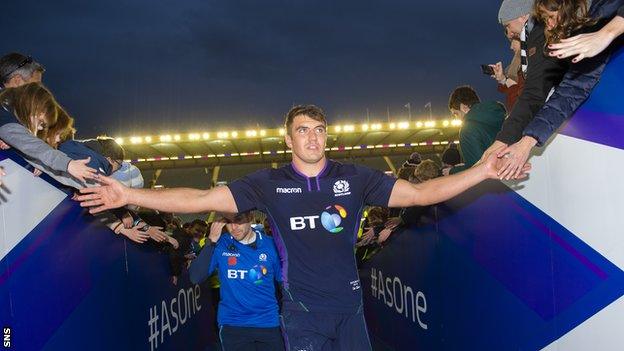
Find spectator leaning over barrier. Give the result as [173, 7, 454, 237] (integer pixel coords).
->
[488, 38, 526, 111]
[481, 0, 569, 171]
[448, 85, 506, 174]
[0, 53, 44, 89]
[189, 212, 285, 351]
[0, 83, 96, 183]
[110, 161, 144, 189]
[45, 106, 75, 149]
[59, 136, 125, 177]
[497, 0, 624, 179]
[548, 2, 624, 61]
[441, 143, 463, 176]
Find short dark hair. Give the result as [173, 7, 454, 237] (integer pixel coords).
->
[0, 53, 44, 86]
[413, 160, 440, 183]
[397, 166, 415, 181]
[96, 136, 125, 161]
[442, 144, 462, 166]
[190, 219, 208, 228]
[448, 86, 480, 111]
[284, 105, 327, 135]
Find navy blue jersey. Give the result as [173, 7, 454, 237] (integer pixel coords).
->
[189, 230, 282, 328]
[228, 160, 396, 313]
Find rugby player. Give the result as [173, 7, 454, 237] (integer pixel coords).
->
[77, 105, 529, 350]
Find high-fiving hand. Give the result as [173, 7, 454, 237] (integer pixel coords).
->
[76, 175, 129, 213]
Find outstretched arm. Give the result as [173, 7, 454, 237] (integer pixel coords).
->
[548, 15, 624, 63]
[387, 151, 530, 207]
[76, 175, 238, 214]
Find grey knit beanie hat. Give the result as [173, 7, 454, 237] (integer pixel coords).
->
[498, 0, 534, 24]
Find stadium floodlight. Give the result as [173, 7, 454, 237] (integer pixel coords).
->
[188, 133, 200, 141]
[260, 130, 267, 137]
[278, 128, 285, 136]
[371, 123, 382, 131]
[344, 125, 355, 132]
[174, 134, 181, 141]
[416, 121, 423, 128]
[335, 125, 342, 133]
[246, 130, 258, 137]
[130, 136, 143, 144]
[451, 119, 462, 127]
[160, 135, 172, 142]
[389, 123, 396, 130]
[231, 131, 239, 138]
[144, 136, 152, 143]
[115, 137, 124, 145]
[361, 124, 369, 131]
[202, 132, 210, 140]
[398, 121, 409, 129]
[424, 121, 436, 128]
[442, 120, 450, 127]
[217, 132, 229, 139]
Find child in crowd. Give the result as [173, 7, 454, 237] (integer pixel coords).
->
[0, 82, 95, 183]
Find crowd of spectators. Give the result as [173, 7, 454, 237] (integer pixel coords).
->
[0, 2, 622, 345]
[355, 0, 624, 264]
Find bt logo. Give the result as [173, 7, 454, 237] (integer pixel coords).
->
[290, 205, 348, 233]
[228, 269, 249, 279]
[227, 265, 268, 284]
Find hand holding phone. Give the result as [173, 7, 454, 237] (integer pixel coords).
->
[481, 64, 495, 75]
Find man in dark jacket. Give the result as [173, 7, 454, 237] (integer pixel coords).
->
[497, 0, 624, 179]
[58, 137, 124, 176]
[484, 0, 569, 158]
[447, 86, 506, 174]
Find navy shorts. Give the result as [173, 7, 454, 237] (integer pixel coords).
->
[280, 309, 372, 351]
[219, 325, 285, 351]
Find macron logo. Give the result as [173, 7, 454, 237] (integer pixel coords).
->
[276, 187, 302, 194]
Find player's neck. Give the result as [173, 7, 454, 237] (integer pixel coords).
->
[291, 156, 327, 177]
[238, 230, 256, 245]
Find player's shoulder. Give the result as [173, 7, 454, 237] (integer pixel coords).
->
[327, 159, 376, 178]
[215, 234, 234, 248]
[242, 165, 299, 181]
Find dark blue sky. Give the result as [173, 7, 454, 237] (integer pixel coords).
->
[1, 0, 511, 137]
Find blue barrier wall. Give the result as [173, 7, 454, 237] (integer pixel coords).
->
[0, 151, 216, 351]
[362, 45, 624, 350]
